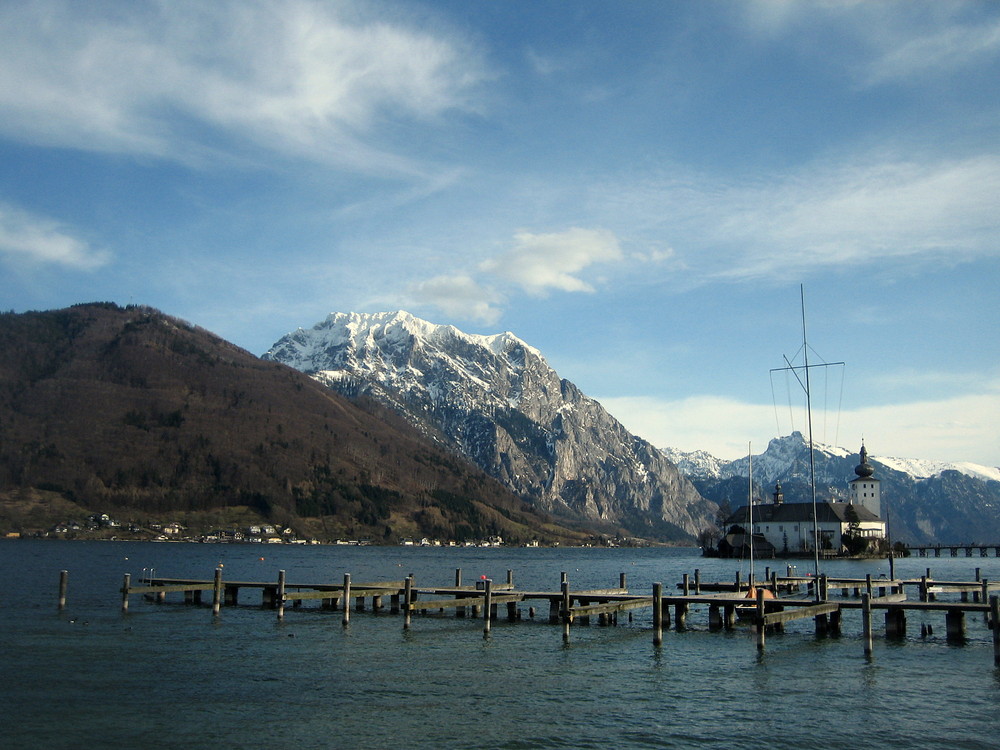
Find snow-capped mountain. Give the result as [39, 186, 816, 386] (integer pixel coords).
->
[668, 432, 1000, 545]
[265, 311, 716, 542]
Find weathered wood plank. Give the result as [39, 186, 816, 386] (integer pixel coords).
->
[407, 594, 524, 611]
[569, 597, 654, 619]
[763, 602, 839, 626]
[128, 583, 216, 594]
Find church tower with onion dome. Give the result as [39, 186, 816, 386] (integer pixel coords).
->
[848, 443, 881, 518]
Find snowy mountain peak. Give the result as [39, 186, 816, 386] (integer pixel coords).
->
[267, 310, 543, 377]
[265, 310, 714, 542]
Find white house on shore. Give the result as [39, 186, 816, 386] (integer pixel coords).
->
[720, 443, 887, 557]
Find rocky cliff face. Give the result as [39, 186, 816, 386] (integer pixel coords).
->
[265, 311, 715, 542]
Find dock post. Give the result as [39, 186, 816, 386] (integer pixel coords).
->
[483, 578, 492, 637]
[991, 596, 1000, 667]
[652, 582, 663, 646]
[888, 553, 895, 581]
[982, 580, 990, 621]
[342, 574, 351, 626]
[862, 593, 873, 659]
[724, 604, 736, 630]
[694, 569, 701, 595]
[455, 569, 465, 618]
[403, 576, 412, 630]
[674, 601, 688, 631]
[507, 569, 513, 587]
[212, 568, 222, 616]
[755, 588, 766, 653]
[735, 570, 741, 592]
[561, 580, 571, 642]
[920, 575, 928, 602]
[866, 574, 873, 599]
[683, 573, 690, 596]
[885, 606, 906, 637]
[58, 570, 68, 611]
[621, 572, 627, 591]
[709, 604, 722, 631]
[820, 574, 829, 602]
[946, 608, 965, 641]
[277, 570, 286, 621]
[121, 573, 131, 612]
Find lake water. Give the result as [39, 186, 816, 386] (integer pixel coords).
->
[3, 540, 1000, 749]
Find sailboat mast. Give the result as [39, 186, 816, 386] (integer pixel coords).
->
[748, 442, 754, 586]
[800, 285, 821, 598]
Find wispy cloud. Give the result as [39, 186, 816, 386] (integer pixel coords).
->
[480, 227, 623, 295]
[408, 274, 503, 325]
[0, 0, 487, 175]
[597, 152, 1000, 285]
[0, 203, 109, 269]
[407, 227, 627, 323]
[862, 16, 1000, 86]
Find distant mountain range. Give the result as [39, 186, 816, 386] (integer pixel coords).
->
[264, 310, 715, 543]
[267, 310, 1000, 547]
[4, 303, 996, 547]
[665, 432, 1000, 545]
[0, 304, 590, 545]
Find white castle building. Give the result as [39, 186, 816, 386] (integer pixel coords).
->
[719, 443, 887, 557]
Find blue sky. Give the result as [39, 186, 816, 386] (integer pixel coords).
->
[2, 0, 998, 466]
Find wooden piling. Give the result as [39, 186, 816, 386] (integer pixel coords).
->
[682, 573, 690, 596]
[991, 596, 1000, 667]
[121, 573, 131, 612]
[58, 570, 68, 610]
[483, 578, 492, 637]
[212, 568, 222, 616]
[652, 582, 663, 646]
[403, 576, 412, 630]
[620, 572, 627, 590]
[342, 574, 351, 626]
[862, 593, 873, 658]
[694, 569, 701, 595]
[756, 588, 766, 652]
[277, 570, 286, 621]
[561, 580, 571, 641]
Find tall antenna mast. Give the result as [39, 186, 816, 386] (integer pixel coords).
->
[770, 285, 844, 601]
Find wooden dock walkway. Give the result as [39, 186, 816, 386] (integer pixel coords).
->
[81, 565, 1000, 666]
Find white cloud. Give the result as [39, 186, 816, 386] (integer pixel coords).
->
[599, 391, 1000, 468]
[0, 203, 109, 269]
[716, 155, 1000, 280]
[407, 274, 503, 325]
[480, 227, 623, 295]
[0, 0, 487, 174]
[863, 16, 1000, 86]
[598, 152, 1000, 285]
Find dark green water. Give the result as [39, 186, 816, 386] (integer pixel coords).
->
[3, 540, 1000, 748]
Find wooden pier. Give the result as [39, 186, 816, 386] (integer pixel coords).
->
[94, 566, 1000, 665]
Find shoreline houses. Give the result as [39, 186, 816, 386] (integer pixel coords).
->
[719, 443, 887, 558]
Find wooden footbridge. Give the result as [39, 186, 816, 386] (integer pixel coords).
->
[65, 564, 1000, 665]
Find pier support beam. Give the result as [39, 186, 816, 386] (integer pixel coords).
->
[946, 609, 965, 641]
[483, 578, 492, 637]
[342, 574, 351, 626]
[58, 570, 68, 611]
[277, 570, 286, 621]
[652, 582, 663, 646]
[121, 573, 131, 612]
[991, 596, 1000, 667]
[885, 606, 906, 637]
[708, 604, 722, 631]
[862, 593, 873, 659]
[212, 568, 222, 617]
[403, 576, 412, 630]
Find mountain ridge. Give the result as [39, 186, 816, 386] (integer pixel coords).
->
[265, 310, 716, 543]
